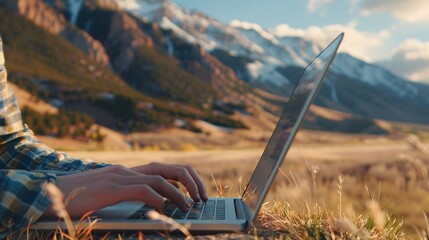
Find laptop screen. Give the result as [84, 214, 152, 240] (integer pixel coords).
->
[242, 33, 343, 221]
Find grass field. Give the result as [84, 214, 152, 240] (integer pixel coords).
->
[6, 130, 429, 239]
[59, 131, 429, 238]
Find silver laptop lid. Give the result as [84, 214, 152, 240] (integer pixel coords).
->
[242, 33, 344, 222]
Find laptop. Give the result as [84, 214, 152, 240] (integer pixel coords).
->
[34, 33, 344, 233]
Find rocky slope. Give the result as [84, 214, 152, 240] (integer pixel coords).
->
[1, 0, 110, 65]
[0, 0, 420, 138]
[115, 0, 429, 125]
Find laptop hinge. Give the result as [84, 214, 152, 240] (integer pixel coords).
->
[234, 199, 246, 220]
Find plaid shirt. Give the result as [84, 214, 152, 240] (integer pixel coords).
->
[0, 37, 109, 237]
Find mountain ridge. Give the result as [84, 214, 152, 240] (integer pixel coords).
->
[0, 0, 427, 144]
[0, 1, 255, 135]
[115, 0, 429, 125]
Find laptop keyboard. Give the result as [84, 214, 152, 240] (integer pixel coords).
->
[128, 199, 226, 220]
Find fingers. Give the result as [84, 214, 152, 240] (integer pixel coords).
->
[105, 165, 191, 210]
[148, 176, 189, 211]
[77, 164, 207, 212]
[167, 180, 180, 189]
[174, 164, 208, 202]
[120, 185, 165, 212]
[55, 166, 194, 217]
[135, 163, 207, 202]
[174, 166, 203, 202]
[117, 175, 189, 211]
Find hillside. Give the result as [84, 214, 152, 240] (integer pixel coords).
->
[0, 9, 139, 98]
[0, 0, 427, 147]
[8, 81, 130, 151]
[0, 5, 248, 134]
[118, 0, 429, 125]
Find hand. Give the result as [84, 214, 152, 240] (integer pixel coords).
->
[131, 162, 208, 202]
[43, 163, 208, 218]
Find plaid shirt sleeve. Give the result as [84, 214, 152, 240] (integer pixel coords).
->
[0, 36, 111, 236]
[0, 170, 55, 237]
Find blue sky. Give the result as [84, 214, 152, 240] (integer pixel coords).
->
[172, 0, 429, 83]
[173, 0, 389, 30]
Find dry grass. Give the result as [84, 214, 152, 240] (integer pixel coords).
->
[9, 134, 429, 239]
[254, 200, 404, 239]
[147, 211, 193, 239]
[15, 170, 407, 239]
[250, 167, 405, 239]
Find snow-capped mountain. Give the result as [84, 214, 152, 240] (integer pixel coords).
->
[109, 0, 429, 124]
[34, 0, 428, 125]
[114, 0, 314, 86]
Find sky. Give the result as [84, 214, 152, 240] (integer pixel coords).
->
[172, 0, 429, 83]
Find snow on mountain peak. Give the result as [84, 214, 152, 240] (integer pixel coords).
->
[112, 0, 320, 86]
[332, 53, 419, 97]
[107, 0, 429, 124]
[113, 0, 180, 21]
[230, 20, 279, 45]
[247, 61, 263, 79]
[114, 0, 140, 10]
[112, 0, 423, 100]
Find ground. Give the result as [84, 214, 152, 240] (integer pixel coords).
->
[57, 131, 429, 238]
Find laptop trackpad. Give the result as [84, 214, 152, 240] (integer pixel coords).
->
[93, 201, 145, 219]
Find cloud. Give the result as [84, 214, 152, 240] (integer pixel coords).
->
[307, 0, 333, 12]
[230, 20, 279, 44]
[378, 39, 429, 83]
[359, 0, 429, 23]
[272, 22, 390, 62]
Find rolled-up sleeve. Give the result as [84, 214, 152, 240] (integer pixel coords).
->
[0, 170, 56, 238]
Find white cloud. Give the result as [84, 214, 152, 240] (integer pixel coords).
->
[360, 0, 429, 23]
[230, 20, 279, 44]
[378, 39, 429, 83]
[272, 22, 390, 62]
[307, 0, 333, 12]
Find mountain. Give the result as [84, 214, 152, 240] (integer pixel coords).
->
[0, 0, 425, 143]
[115, 0, 429, 125]
[1, 0, 111, 65]
[0, 0, 253, 135]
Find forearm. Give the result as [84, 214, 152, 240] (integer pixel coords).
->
[0, 170, 55, 237]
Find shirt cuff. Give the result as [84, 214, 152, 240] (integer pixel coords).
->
[0, 171, 56, 237]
